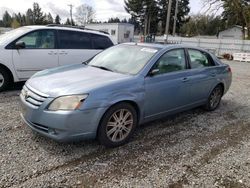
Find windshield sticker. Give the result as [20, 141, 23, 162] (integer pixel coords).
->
[140, 48, 158, 53]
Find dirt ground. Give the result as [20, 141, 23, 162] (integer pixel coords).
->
[1, 60, 250, 188]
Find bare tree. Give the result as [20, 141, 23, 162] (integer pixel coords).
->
[203, 0, 250, 39]
[75, 4, 95, 26]
[202, 0, 224, 14]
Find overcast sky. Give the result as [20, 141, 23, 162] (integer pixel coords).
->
[0, 0, 203, 22]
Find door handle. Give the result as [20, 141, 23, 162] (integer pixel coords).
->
[182, 77, 189, 82]
[48, 51, 54, 55]
[59, 51, 67, 55]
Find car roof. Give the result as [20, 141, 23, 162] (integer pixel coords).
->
[23, 25, 111, 37]
[122, 42, 212, 53]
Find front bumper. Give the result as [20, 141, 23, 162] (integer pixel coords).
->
[20, 95, 107, 142]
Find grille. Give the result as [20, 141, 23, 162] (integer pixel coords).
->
[21, 85, 49, 109]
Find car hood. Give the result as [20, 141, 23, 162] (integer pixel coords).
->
[26, 64, 131, 97]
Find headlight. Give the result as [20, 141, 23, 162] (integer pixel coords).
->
[48, 95, 88, 111]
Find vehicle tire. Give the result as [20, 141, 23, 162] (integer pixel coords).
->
[204, 85, 223, 111]
[0, 68, 12, 92]
[97, 103, 138, 147]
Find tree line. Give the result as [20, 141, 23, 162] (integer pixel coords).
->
[125, 0, 250, 38]
[0, 3, 63, 28]
[125, 0, 190, 35]
[1, 0, 250, 38]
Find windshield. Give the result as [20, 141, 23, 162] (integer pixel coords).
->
[88, 44, 158, 75]
[0, 27, 31, 45]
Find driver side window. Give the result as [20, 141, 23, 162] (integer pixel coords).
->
[155, 49, 186, 75]
[16, 30, 55, 49]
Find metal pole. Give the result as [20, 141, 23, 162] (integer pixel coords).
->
[165, 0, 173, 43]
[68, 4, 73, 25]
[173, 0, 179, 36]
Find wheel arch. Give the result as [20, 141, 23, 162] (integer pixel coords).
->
[209, 82, 225, 97]
[96, 100, 141, 138]
[0, 63, 14, 83]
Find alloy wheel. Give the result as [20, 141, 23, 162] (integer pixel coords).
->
[0, 73, 4, 88]
[210, 87, 222, 109]
[106, 109, 134, 142]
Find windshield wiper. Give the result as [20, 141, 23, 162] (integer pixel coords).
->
[90, 65, 113, 72]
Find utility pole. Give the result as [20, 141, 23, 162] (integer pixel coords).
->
[68, 4, 73, 25]
[173, 0, 179, 36]
[165, 0, 172, 43]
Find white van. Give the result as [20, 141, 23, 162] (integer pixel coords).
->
[0, 25, 114, 91]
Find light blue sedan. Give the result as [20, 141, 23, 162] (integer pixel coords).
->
[20, 43, 232, 147]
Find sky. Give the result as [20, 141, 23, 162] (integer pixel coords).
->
[0, 0, 203, 23]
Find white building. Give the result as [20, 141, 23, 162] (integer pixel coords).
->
[218, 25, 247, 40]
[86, 23, 134, 44]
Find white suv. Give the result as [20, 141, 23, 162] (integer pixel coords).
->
[0, 25, 114, 91]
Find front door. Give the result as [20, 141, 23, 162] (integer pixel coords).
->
[12, 29, 58, 79]
[144, 49, 191, 119]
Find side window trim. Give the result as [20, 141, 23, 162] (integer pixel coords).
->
[147, 48, 188, 76]
[6, 29, 56, 50]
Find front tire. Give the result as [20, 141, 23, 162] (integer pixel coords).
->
[97, 103, 137, 147]
[205, 85, 223, 111]
[0, 68, 12, 92]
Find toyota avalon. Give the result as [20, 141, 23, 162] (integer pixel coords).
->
[20, 43, 232, 147]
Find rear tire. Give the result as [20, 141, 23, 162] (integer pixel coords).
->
[97, 103, 137, 147]
[0, 68, 12, 92]
[204, 85, 223, 111]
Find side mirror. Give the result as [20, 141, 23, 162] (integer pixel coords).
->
[149, 69, 160, 76]
[15, 41, 26, 49]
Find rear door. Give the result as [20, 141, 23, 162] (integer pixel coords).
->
[12, 29, 58, 79]
[58, 30, 100, 66]
[186, 49, 218, 103]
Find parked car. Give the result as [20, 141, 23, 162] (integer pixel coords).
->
[0, 25, 114, 91]
[20, 43, 232, 147]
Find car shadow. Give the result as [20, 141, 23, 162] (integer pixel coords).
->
[9, 81, 26, 91]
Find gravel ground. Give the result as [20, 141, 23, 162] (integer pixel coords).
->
[1, 60, 250, 188]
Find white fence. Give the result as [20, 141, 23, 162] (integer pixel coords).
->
[134, 36, 250, 56]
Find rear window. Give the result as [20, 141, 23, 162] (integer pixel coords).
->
[58, 30, 92, 49]
[188, 49, 215, 68]
[92, 34, 113, 50]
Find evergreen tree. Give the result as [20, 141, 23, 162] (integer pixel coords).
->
[26, 8, 34, 25]
[158, 0, 190, 34]
[55, 15, 61, 24]
[44, 13, 53, 24]
[15, 13, 26, 26]
[108, 17, 121, 23]
[65, 18, 71, 25]
[121, 18, 128, 23]
[125, 0, 190, 35]
[0, 20, 4, 27]
[2, 11, 12, 27]
[32, 2, 45, 25]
